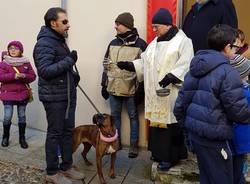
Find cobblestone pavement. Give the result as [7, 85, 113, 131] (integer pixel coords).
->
[0, 160, 45, 184]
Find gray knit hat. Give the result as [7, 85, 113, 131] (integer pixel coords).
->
[115, 12, 134, 29]
[230, 54, 250, 78]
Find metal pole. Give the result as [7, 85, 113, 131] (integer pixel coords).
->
[177, 0, 183, 28]
[61, 0, 67, 9]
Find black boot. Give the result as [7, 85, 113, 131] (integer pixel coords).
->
[18, 123, 28, 149]
[128, 142, 138, 158]
[1, 124, 11, 147]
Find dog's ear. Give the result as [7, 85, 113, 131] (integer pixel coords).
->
[92, 113, 104, 127]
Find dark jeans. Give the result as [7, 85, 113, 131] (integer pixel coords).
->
[43, 99, 76, 175]
[109, 95, 139, 144]
[193, 140, 245, 184]
[233, 154, 246, 184]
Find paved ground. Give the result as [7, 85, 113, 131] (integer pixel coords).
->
[0, 124, 201, 184]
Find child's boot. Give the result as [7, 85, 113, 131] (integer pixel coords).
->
[1, 124, 11, 147]
[18, 123, 28, 149]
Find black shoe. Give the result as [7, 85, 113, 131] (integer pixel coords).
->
[157, 162, 172, 171]
[1, 137, 9, 147]
[128, 142, 138, 158]
[20, 138, 28, 149]
[128, 152, 138, 158]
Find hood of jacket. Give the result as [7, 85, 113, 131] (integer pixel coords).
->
[190, 50, 229, 78]
[37, 26, 65, 42]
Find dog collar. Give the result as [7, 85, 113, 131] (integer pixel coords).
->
[100, 129, 118, 143]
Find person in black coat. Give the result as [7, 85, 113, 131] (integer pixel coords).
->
[33, 7, 83, 184]
[183, 0, 238, 53]
[174, 24, 250, 184]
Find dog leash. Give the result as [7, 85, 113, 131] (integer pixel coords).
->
[77, 84, 101, 114]
[73, 65, 101, 114]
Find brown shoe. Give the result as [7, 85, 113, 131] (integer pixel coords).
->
[45, 173, 72, 184]
[60, 167, 85, 180]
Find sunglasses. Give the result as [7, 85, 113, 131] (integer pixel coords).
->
[61, 19, 69, 25]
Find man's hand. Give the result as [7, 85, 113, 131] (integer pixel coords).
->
[69, 50, 78, 63]
[159, 73, 181, 88]
[117, 61, 135, 72]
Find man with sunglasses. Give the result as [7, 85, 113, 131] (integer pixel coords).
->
[33, 7, 83, 184]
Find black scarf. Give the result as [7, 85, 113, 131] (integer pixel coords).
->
[157, 26, 179, 42]
[116, 28, 139, 45]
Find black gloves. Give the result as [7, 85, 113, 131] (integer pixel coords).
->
[101, 86, 109, 100]
[69, 50, 78, 63]
[159, 73, 181, 88]
[72, 71, 80, 87]
[117, 61, 135, 72]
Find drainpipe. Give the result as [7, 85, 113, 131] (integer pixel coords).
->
[61, 0, 67, 9]
[177, 0, 183, 28]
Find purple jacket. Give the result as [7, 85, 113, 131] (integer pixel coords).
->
[0, 60, 36, 101]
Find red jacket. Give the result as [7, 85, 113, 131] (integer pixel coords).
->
[0, 61, 36, 101]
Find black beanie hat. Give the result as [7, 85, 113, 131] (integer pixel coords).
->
[152, 8, 173, 25]
[115, 12, 134, 29]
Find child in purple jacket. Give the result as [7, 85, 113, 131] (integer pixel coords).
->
[0, 41, 36, 149]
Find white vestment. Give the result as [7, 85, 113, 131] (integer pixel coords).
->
[133, 30, 194, 125]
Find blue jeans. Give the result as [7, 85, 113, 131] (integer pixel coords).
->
[3, 104, 26, 125]
[109, 95, 139, 144]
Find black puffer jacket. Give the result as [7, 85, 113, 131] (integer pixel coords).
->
[33, 26, 78, 102]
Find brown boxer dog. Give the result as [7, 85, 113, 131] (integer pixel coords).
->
[73, 113, 119, 184]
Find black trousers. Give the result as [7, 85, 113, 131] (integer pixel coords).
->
[193, 140, 245, 184]
[43, 99, 76, 175]
[148, 124, 187, 163]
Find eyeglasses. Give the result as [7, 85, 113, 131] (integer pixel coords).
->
[230, 44, 241, 49]
[61, 19, 69, 25]
[8, 47, 20, 51]
[152, 25, 160, 29]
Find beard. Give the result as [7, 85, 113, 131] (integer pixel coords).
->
[63, 31, 68, 38]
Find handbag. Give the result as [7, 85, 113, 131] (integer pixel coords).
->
[12, 66, 33, 103]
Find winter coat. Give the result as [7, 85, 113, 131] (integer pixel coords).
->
[174, 50, 250, 145]
[0, 59, 36, 101]
[183, 0, 238, 53]
[101, 28, 147, 97]
[33, 26, 78, 102]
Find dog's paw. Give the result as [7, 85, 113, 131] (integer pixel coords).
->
[100, 180, 107, 184]
[85, 161, 93, 166]
[109, 173, 116, 179]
